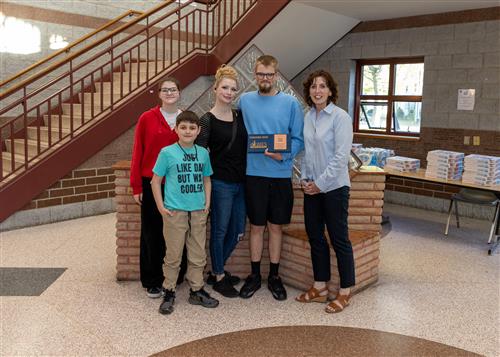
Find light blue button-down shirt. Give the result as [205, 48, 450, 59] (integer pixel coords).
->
[301, 102, 353, 192]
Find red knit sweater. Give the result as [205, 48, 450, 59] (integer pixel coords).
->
[130, 106, 179, 195]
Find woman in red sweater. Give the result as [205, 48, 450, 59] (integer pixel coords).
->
[130, 77, 187, 298]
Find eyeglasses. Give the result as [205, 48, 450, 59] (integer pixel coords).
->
[255, 72, 275, 79]
[159, 87, 178, 94]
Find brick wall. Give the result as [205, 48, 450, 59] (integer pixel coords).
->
[386, 174, 460, 201]
[113, 160, 384, 297]
[19, 167, 115, 211]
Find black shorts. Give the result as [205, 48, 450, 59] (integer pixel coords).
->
[245, 175, 294, 226]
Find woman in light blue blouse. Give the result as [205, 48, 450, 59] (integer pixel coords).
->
[295, 69, 355, 313]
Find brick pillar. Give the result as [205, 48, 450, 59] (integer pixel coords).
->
[113, 161, 141, 281]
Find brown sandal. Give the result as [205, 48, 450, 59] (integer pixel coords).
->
[325, 293, 351, 313]
[295, 286, 328, 303]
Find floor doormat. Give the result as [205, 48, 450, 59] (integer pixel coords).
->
[0, 267, 66, 296]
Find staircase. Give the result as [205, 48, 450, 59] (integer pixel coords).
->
[0, 0, 291, 222]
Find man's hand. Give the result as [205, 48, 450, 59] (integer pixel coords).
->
[303, 181, 321, 195]
[264, 149, 282, 161]
[133, 193, 143, 205]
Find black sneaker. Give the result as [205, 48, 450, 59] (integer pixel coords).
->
[207, 271, 241, 286]
[268, 275, 287, 301]
[188, 288, 219, 308]
[213, 275, 239, 298]
[159, 290, 176, 315]
[239, 274, 261, 299]
[146, 287, 163, 299]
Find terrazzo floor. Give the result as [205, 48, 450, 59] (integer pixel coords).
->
[1, 203, 499, 356]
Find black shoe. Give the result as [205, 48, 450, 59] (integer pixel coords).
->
[188, 288, 219, 308]
[239, 274, 261, 299]
[267, 275, 287, 301]
[213, 275, 239, 298]
[207, 271, 241, 286]
[159, 290, 176, 315]
[146, 286, 163, 299]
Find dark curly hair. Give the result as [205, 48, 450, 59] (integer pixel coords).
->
[302, 69, 338, 107]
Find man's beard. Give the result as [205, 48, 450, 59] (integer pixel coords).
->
[258, 82, 272, 94]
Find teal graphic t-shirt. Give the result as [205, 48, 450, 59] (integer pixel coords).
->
[153, 143, 213, 211]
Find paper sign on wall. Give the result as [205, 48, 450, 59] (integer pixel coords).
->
[457, 89, 475, 111]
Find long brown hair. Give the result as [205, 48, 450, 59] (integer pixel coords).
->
[302, 69, 338, 107]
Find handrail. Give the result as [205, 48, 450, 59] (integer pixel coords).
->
[0, 9, 143, 89]
[0, 1, 203, 115]
[0, 1, 175, 100]
[0, 0, 260, 183]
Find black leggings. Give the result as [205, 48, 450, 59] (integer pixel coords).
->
[140, 177, 187, 288]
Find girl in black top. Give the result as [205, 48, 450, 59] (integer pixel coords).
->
[197, 65, 247, 298]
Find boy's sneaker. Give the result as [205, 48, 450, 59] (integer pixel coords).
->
[268, 275, 287, 301]
[188, 288, 219, 308]
[159, 290, 176, 315]
[213, 275, 239, 298]
[146, 287, 163, 299]
[207, 271, 241, 286]
[239, 274, 261, 299]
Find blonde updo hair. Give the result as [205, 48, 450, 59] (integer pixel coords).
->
[214, 64, 238, 89]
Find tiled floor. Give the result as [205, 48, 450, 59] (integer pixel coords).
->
[1, 203, 499, 356]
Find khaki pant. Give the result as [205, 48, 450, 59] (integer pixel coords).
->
[162, 210, 208, 291]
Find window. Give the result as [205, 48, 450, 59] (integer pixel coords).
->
[354, 57, 424, 137]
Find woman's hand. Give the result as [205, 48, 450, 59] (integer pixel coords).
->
[203, 202, 210, 214]
[303, 181, 321, 195]
[133, 193, 142, 205]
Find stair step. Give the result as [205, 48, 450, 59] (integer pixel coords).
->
[2, 151, 26, 169]
[60, 103, 96, 118]
[125, 61, 172, 74]
[94, 81, 135, 94]
[27, 126, 70, 142]
[112, 71, 147, 84]
[79, 92, 123, 106]
[4, 139, 48, 157]
[43, 114, 90, 129]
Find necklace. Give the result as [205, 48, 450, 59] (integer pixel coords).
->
[177, 142, 198, 161]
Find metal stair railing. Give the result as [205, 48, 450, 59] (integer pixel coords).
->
[0, 0, 257, 182]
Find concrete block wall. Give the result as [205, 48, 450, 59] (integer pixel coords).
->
[293, 19, 499, 132]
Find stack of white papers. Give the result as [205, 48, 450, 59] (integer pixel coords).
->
[385, 156, 420, 172]
[462, 154, 500, 186]
[425, 150, 464, 180]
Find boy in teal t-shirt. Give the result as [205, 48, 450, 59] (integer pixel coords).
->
[151, 111, 219, 315]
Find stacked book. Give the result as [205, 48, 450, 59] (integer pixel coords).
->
[462, 154, 500, 186]
[385, 156, 420, 172]
[425, 150, 464, 180]
[356, 147, 395, 168]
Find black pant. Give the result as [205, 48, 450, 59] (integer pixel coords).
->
[140, 177, 187, 288]
[304, 186, 355, 288]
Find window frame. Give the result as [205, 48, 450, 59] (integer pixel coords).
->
[354, 57, 424, 137]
